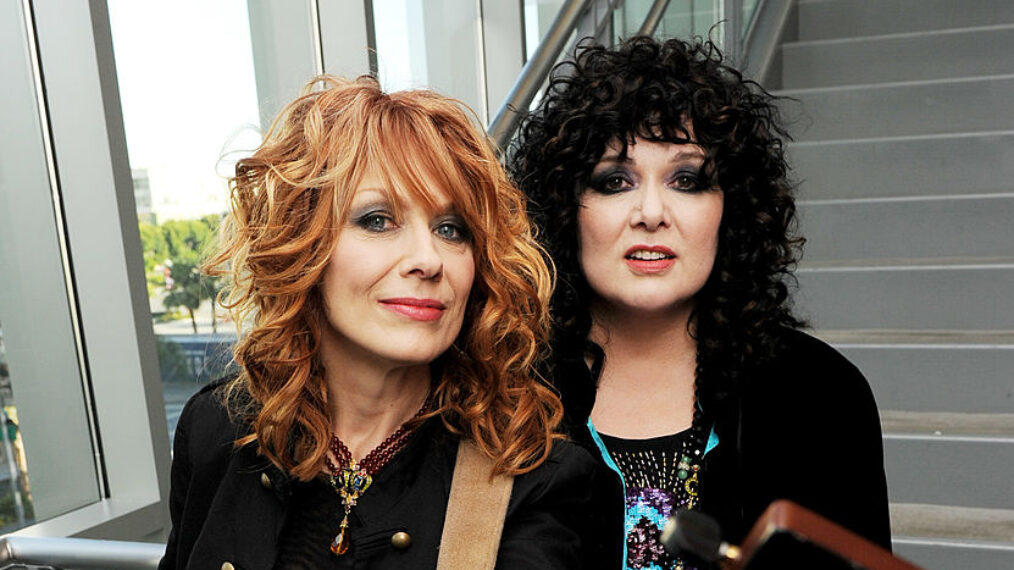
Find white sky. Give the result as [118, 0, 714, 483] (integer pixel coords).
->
[106, 0, 262, 219]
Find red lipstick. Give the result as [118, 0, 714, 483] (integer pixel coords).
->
[380, 298, 447, 321]
[624, 245, 677, 273]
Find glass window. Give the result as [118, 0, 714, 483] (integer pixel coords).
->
[373, 0, 485, 120]
[0, 326, 35, 532]
[107, 0, 263, 440]
[613, 0, 721, 43]
[0, 0, 103, 529]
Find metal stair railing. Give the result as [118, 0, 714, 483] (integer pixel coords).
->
[487, 0, 594, 150]
[0, 536, 163, 570]
[487, 0, 767, 151]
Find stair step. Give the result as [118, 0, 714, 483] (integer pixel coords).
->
[892, 503, 1014, 569]
[882, 412, 1014, 438]
[820, 330, 1014, 345]
[790, 131, 1014, 200]
[892, 503, 1014, 544]
[894, 536, 1014, 570]
[795, 264, 1014, 331]
[784, 24, 1014, 89]
[781, 75, 1014, 142]
[797, 0, 1014, 41]
[816, 335, 1014, 414]
[798, 194, 1014, 262]
[884, 433, 1014, 509]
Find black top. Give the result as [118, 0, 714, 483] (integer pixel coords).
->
[552, 328, 893, 565]
[598, 431, 691, 493]
[598, 431, 697, 570]
[273, 477, 339, 569]
[159, 381, 624, 569]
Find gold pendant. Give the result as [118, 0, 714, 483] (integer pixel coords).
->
[330, 514, 350, 555]
[328, 464, 373, 557]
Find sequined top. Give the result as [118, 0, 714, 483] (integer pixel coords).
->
[598, 430, 698, 570]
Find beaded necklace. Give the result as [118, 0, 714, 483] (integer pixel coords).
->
[674, 357, 708, 512]
[324, 393, 432, 556]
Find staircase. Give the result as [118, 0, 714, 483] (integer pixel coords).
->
[772, 0, 1014, 567]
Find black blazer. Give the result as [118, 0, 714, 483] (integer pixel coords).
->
[159, 382, 623, 569]
[556, 328, 893, 555]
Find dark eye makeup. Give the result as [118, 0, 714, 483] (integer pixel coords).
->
[670, 168, 708, 193]
[588, 169, 634, 194]
[433, 216, 471, 243]
[352, 208, 396, 232]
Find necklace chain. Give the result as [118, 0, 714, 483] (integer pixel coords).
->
[325, 392, 432, 556]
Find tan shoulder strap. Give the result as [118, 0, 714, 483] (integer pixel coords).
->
[436, 440, 515, 570]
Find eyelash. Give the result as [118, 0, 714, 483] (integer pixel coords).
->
[671, 170, 707, 193]
[354, 211, 471, 243]
[588, 171, 632, 194]
[588, 168, 708, 194]
[434, 219, 470, 243]
[356, 211, 395, 232]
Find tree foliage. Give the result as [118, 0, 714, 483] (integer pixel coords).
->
[139, 215, 222, 333]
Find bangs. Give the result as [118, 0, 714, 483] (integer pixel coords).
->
[360, 100, 487, 236]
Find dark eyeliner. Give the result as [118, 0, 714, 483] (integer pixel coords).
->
[671, 167, 706, 193]
[352, 208, 393, 232]
[434, 215, 471, 243]
[588, 169, 633, 194]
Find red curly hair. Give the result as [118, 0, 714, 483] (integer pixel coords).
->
[205, 75, 562, 480]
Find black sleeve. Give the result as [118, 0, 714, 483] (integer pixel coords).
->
[736, 332, 892, 550]
[158, 394, 194, 570]
[495, 441, 624, 569]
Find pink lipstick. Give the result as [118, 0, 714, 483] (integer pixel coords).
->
[624, 245, 677, 273]
[380, 298, 447, 321]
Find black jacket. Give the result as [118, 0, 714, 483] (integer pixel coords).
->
[159, 382, 624, 569]
[554, 328, 893, 559]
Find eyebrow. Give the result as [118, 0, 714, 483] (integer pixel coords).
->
[350, 187, 460, 217]
[597, 147, 706, 165]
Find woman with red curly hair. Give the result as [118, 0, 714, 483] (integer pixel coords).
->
[159, 76, 617, 569]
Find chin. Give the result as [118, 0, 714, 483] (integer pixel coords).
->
[378, 346, 451, 368]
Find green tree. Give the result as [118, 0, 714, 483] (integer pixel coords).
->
[138, 222, 169, 296]
[144, 215, 223, 332]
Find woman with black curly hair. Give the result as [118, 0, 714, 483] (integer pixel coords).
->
[509, 36, 891, 568]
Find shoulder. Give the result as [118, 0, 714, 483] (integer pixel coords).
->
[174, 378, 250, 465]
[500, 439, 624, 568]
[511, 439, 596, 499]
[746, 328, 875, 409]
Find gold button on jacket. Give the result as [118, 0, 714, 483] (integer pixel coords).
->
[390, 531, 411, 550]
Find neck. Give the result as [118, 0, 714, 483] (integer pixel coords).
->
[589, 301, 697, 364]
[319, 345, 432, 461]
[587, 301, 699, 438]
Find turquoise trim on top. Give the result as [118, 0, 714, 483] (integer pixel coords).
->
[589, 418, 720, 569]
[705, 423, 719, 456]
[587, 418, 628, 569]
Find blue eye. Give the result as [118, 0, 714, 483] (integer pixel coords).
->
[434, 220, 470, 243]
[356, 212, 394, 232]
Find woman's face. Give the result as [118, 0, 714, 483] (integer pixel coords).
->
[578, 136, 723, 319]
[320, 170, 475, 369]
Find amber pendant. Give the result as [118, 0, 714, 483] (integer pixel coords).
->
[330, 514, 350, 556]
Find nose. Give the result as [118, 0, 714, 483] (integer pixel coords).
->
[631, 182, 671, 231]
[400, 224, 443, 280]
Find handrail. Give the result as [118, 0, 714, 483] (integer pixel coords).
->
[722, 0, 742, 62]
[0, 536, 163, 570]
[487, 0, 593, 150]
[636, 0, 673, 37]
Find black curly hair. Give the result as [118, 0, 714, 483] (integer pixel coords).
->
[508, 35, 804, 416]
